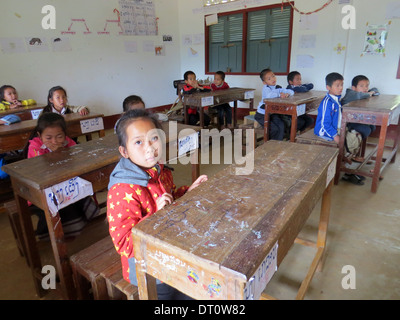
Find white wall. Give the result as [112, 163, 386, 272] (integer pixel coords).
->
[0, 0, 182, 115]
[1, 0, 399, 116]
[177, 0, 400, 106]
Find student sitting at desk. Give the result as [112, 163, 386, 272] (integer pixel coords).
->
[42, 86, 89, 116]
[254, 68, 294, 140]
[341, 75, 379, 159]
[23, 112, 99, 240]
[0, 85, 23, 109]
[182, 70, 211, 126]
[107, 109, 208, 299]
[286, 71, 314, 132]
[211, 71, 233, 129]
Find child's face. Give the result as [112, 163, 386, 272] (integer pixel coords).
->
[327, 80, 344, 96]
[128, 102, 145, 111]
[263, 72, 277, 86]
[39, 126, 66, 151]
[3, 87, 18, 102]
[213, 74, 224, 87]
[185, 74, 197, 87]
[119, 119, 162, 170]
[50, 90, 68, 111]
[352, 80, 370, 93]
[290, 74, 302, 86]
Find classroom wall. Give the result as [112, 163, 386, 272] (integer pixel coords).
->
[177, 0, 400, 107]
[0, 0, 182, 115]
[1, 0, 399, 117]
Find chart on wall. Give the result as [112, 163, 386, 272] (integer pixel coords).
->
[362, 23, 390, 56]
[118, 0, 157, 35]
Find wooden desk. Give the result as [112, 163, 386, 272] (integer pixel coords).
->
[182, 87, 255, 128]
[263, 91, 326, 142]
[0, 104, 45, 121]
[0, 113, 105, 153]
[2, 122, 201, 300]
[335, 94, 400, 193]
[132, 141, 338, 300]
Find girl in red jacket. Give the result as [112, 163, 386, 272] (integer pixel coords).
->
[108, 109, 207, 299]
[211, 71, 233, 129]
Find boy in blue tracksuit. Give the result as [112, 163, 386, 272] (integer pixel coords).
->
[314, 72, 344, 144]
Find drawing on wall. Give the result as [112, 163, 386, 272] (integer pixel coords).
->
[163, 35, 173, 42]
[362, 23, 390, 56]
[98, 9, 124, 35]
[118, 0, 157, 35]
[61, 18, 92, 35]
[0, 37, 26, 54]
[155, 45, 165, 56]
[26, 37, 49, 52]
[334, 43, 346, 54]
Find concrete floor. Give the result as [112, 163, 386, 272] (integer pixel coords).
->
[0, 132, 399, 300]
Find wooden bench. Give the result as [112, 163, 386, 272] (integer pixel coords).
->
[4, 200, 27, 259]
[70, 236, 138, 300]
[295, 129, 338, 147]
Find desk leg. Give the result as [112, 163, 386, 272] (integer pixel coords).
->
[190, 148, 200, 183]
[14, 193, 46, 297]
[371, 118, 389, 193]
[233, 101, 237, 129]
[200, 107, 204, 128]
[184, 103, 188, 125]
[334, 122, 347, 185]
[41, 192, 76, 300]
[99, 129, 106, 138]
[263, 110, 270, 142]
[290, 115, 298, 142]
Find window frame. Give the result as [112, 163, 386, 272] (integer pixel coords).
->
[205, 2, 294, 76]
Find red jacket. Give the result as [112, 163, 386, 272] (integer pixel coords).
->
[211, 81, 230, 91]
[107, 162, 188, 281]
[183, 84, 212, 114]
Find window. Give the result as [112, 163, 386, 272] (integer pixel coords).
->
[206, 3, 293, 75]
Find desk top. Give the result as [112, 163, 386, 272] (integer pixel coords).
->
[2, 122, 201, 190]
[132, 141, 338, 283]
[264, 90, 326, 106]
[183, 87, 255, 105]
[342, 94, 400, 113]
[0, 104, 45, 116]
[0, 112, 104, 136]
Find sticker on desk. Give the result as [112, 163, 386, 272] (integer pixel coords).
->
[31, 109, 41, 120]
[178, 132, 199, 157]
[45, 177, 94, 217]
[326, 159, 337, 187]
[297, 104, 306, 116]
[245, 91, 255, 99]
[244, 242, 278, 300]
[201, 96, 214, 107]
[80, 117, 104, 134]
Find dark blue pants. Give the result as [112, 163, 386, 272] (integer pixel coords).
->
[347, 123, 376, 140]
[213, 103, 232, 125]
[255, 111, 285, 141]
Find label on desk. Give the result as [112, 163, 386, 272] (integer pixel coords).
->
[45, 177, 94, 217]
[326, 159, 336, 187]
[201, 96, 214, 107]
[297, 104, 306, 116]
[245, 91, 255, 99]
[80, 117, 104, 134]
[31, 109, 41, 120]
[244, 242, 278, 300]
[178, 132, 199, 156]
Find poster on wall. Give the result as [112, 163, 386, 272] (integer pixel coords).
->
[118, 0, 157, 35]
[362, 23, 390, 56]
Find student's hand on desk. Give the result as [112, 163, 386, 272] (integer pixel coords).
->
[79, 108, 89, 115]
[280, 93, 290, 98]
[188, 175, 208, 192]
[156, 193, 174, 211]
[10, 100, 22, 109]
[45, 142, 64, 152]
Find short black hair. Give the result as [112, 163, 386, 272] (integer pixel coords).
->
[122, 95, 145, 112]
[116, 109, 161, 148]
[287, 71, 300, 84]
[184, 71, 195, 81]
[325, 72, 344, 87]
[260, 68, 272, 81]
[352, 75, 369, 87]
[215, 71, 225, 80]
[0, 85, 16, 101]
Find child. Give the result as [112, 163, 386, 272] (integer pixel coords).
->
[182, 71, 211, 127]
[23, 112, 99, 239]
[42, 86, 89, 115]
[211, 71, 233, 129]
[254, 68, 294, 140]
[122, 95, 145, 112]
[314, 72, 344, 144]
[341, 75, 378, 143]
[108, 109, 208, 299]
[0, 85, 22, 109]
[286, 71, 314, 132]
